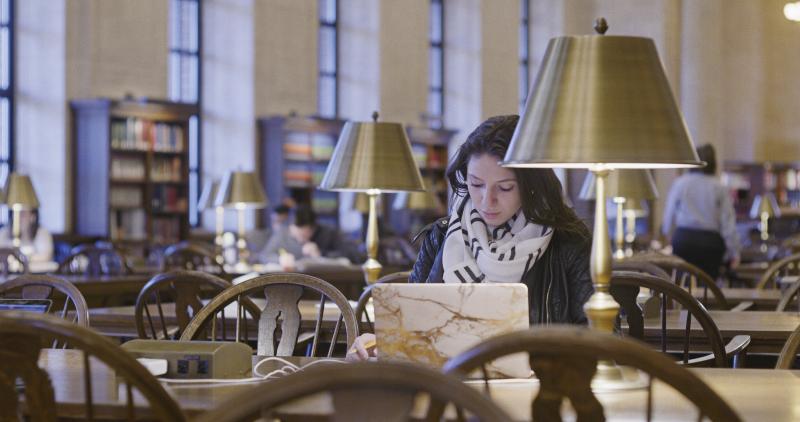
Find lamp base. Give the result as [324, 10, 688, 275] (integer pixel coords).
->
[363, 258, 382, 284]
[591, 363, 649, 392]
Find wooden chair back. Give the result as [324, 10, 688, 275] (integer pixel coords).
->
[776, 323, 800, 369]
[0, 274, 89, 328]
[135, 270, 259, 340]
[180, 273, 358, 357]
[610, 271, 749, 367]
[193, 361, 511, 422]
[353, 271, 410, 333]
[632, 253, 730, 309]
[0, 247, 28, 277]
[162, 242, 224, 273]
[780, 234, 800, 255]
[755, 252, 800, 290]
[775, 280, 800, 312]
[57, 244, 131, 276]
[0, 311, 185, 421]
[444, 326, 742, 422]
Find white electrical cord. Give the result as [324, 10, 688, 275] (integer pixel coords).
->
[159, 356, 346, 387]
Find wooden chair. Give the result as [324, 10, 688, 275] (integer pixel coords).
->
[610, 271, 750, 367]
[775, 279, 800, 312]
[135, 270, 259, 340]
[776, 323, 800, 369]
[180, 273, 358, 357]
[162, 242, 225, 273]
[0, 247, 28, 277]
[631, 253, 731, 310]
[193, 361, 512, 422]
[780, 233, 800, 255]
[0, 274, 89, 327]
[444, 326, 742, 422]
[755, 252, 800, 290]
[613, 259, 671, 279]
[57, 243, 131, 276]
[0, 311, 185, 421]
[353, 271, 410, 332]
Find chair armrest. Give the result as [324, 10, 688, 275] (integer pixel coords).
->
[682, 335, 751, 367]
[729, 301, 754, 312]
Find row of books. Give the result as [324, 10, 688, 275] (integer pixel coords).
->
[411, 144, 447, 169]
[111, 118, 185, 152]
[109, 209, 147, 241]
[311, 191, 338, 214]
[152, 185, 187, 212]
[283, 131, 336, 161]
[151, 157, 183, 182]
[111, 158, 146, 181]
[110, 187, 143, 208]
[152, 217, 181, 244]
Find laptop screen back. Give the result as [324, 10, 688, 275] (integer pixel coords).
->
[373, 283, 530, 378]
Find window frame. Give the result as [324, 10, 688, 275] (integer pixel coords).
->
[318, 0, 339, 118]
[0, 0, 15, 181]
[519, 0, 530, 112]
[428, 0, 444, 128]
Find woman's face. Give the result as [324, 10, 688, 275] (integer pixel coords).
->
[466, 153, 521, 226]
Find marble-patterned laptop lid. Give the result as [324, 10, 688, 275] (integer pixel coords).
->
[373, 283, 530, 378]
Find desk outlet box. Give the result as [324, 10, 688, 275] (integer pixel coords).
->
[122, 340, 252, 379]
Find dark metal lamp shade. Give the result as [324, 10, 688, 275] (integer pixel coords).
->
[215, 171, 267, 209]
[4, 173, 39, 209]
[197, 179, 220, 211]
[503, 35, 702, 169]
[750, 193, 780, 219]
[319, 121, 425, 193]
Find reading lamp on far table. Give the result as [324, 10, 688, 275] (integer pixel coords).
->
[750, 192, 780, 243]
[501, 18, 703, 383]
[215, 171, 267, 272]
[579, 170, 658, 260]
[198, 179, 224, 263]
[4, 173, 40, 249]
[319, 112, 425, 284]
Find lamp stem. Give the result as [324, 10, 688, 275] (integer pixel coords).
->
[11, 207, 21, 248]
[236, 208, 248, 268]
[363, 192, 382, 284]
[613, 198, 626, 260]
[760, 212, 770, 242]
[584, 169, 620, 332]
[215, 206, 225, 264]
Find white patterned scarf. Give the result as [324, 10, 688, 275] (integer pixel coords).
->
[442, 199, 553, 283]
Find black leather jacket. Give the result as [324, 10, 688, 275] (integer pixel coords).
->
[410, 218, 593, 325]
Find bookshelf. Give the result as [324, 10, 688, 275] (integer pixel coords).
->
[257, 115, 346, 228]
[71, 98, 196, 252]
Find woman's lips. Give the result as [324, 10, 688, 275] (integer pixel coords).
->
[482, 211, 500, 219]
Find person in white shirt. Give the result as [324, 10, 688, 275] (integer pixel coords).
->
[0, 209, 54, 263]
[662, 144, 740, 280]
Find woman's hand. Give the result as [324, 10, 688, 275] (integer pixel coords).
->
[346, 333, 377, 361]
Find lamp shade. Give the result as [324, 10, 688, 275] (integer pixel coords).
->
[4, 173, 39, 209]
[750, 193, 780, 219]
[392, 179, 444, 212]
[197, 179, 219, 211]
[502, 34, 702, 169]
[214, 171, 267, 209]
[319, 119, 425, 193]
[578, 170, 659, 201]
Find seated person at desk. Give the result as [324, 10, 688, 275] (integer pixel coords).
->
[349, 115, 593, 360]
[260, 205, 364, 269]
[0, 209, 54, 263]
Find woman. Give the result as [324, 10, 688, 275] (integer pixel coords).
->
[662, 144, 740, 279]
[0, 209, 54, 263]
[349, 115, 593, 360]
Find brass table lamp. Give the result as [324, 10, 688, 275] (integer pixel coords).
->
[749, 192, 780, 242]
[392, 178, 445, 214]
[501, 18, 702, 356]
[4, 173, 40, 249]
[623, 199, 649, 257]
[215, 171, 267, 270]
[198, 179, 224, 263]
[320, 112, 425, 283]
[579, 170, 658, 260]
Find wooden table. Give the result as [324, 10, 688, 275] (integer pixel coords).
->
[643, 310, 800, 354]
[36, 349, 800, 421]
[692, 287, 783, 310]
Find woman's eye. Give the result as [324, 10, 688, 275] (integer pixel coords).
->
[499, 185, 515, 192]
[470, 183, 484, 188]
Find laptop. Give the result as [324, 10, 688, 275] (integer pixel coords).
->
[373, 283, 531, 378]
[0, 298, 52, 314]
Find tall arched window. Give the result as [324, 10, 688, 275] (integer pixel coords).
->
[0, 0, 14, 187]
[318, 0, 338, 118]
[428, 0, 444, 128]
[169, 0, 202, 226]
[519, 0, 530, 112]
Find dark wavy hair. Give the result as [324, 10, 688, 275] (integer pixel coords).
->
[446, 115, 589, 238]
[691, 144, 717, 175]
